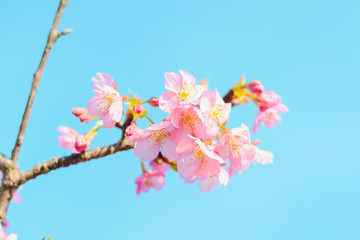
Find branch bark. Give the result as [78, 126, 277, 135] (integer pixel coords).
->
[11, 0, 70, 163]
[0, 0, 71, 222]
[20, 138, 134, 183]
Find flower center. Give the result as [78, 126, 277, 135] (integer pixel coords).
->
[182, 110, 199, 133]
[149, 129, 169, 146]
[97, 91, 118, 115]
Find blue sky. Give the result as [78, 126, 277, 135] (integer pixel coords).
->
[0, 0, 359, 239]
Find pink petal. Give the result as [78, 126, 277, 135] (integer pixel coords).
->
[159, 90, 179, 112]
[12, 191, 22, 204]
[164, 72, 181, 92]
[92, 72, 116, 92]
[109, 98, 123, 122]
[161, 137, 178, 161]
[102, 112, 117, 129]
[134, 139, 160, 161]
[176, 136, 195, 154]
[179, 70, 196, 86]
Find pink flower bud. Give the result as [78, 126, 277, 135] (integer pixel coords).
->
[133, 104, 144, 114]
[3, 219, 9, 228]
[75, 135, 89, 152]
[257, 91, 281, 111]
[147, 97, 159, 107]
[72, 107, 87, 117]
[249, 80, 264, 94]
[126, 122, 139, 137]
[79, 114, 92, 123]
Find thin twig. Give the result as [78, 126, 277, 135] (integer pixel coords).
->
[11, 0, 70, 163]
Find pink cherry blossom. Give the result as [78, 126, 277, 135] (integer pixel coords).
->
[74, 135, 90, 152]
[147, 97, 159, 107]
[252, 139, 274, 165]
[130, 121, 178, 162]
[249, 80, 264, 94]
[57, 126, 80, 153]
[169, 104, 208, 141]
[72, 107, 87, 117]
[214, 125, 255, 176]
[159, 70, 205, 112]
[199, 89, 231, 138]
[253, 103, 289, 133]
[87, 73, 123, 128]
[150, 160, 170, 172]
[198, 167, 229, 193]
[257, 91, 281, 111]
[176, 136, 224, 182]
[125, 122, 140, 137]
[133, 104, 144, 114]
[135, 171, 165, 195]
[0, 224, 17, 240]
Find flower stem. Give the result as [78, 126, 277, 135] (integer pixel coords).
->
[144, 115, 154, 124]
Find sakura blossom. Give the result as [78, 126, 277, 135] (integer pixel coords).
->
[214, 125, 256, 175]
[130, 121, 178, 162]
[87, 73, 124, 128]
[176, 136, 224, 182]
[0, 224, 17, 240]
[198, 167, 229, 193]
[147, 97, 159, 107]
[56, 70, 287, 194]
[57, 126, 80, 153]
[150, 160, 170, 173]
[199, 89, 231, 138]
[169, 104, 207, 141]
[249, 80, 264, 94]
[135, 171, 165, 195]
[159, 70, 205, 112]
[253, 103, 289, 133]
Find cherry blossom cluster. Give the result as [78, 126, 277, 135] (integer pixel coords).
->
[57, 71, 288, 194]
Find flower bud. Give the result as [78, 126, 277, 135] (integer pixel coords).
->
[257, 91, 280, 111]
[147, 97, 159, 107]
[72, 107, 87, 117]
[74, 135, 90, 152]
[249, 80, 264, 94]
[79, 114, 92, 123]
[126, 122, 139, 137]
[133, 104, 144, 114]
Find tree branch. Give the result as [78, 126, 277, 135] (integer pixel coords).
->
[11, 0, 70, 163]
[20, 138, 134, 183]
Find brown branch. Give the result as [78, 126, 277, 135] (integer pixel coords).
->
[0, 155, 13, 172]
[20, 138, 134, 183]
[11, 0, 70, 163]
[223, 89, 234, 104]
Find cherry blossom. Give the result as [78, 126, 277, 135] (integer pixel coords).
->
[150, 160, 170, 172]
[176, 136, 224, 182]
[135, 171, 165, 195]
[57, 126, 80, 153]
[130, 121, 178, 162]
[249, 80, 264, 94]
[87, 73, 124, 128]
[0, 224, 17, 240]
[198, 167, 229, 193]
[159, 70, 205, 112]
[169, 104, 207, 141]
[199, 89, 231, 138]
[253, 103, 289, 133]
[214, 125, 255, 176]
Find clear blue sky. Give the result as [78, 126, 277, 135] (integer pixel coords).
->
[0, 0, 359, 239]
